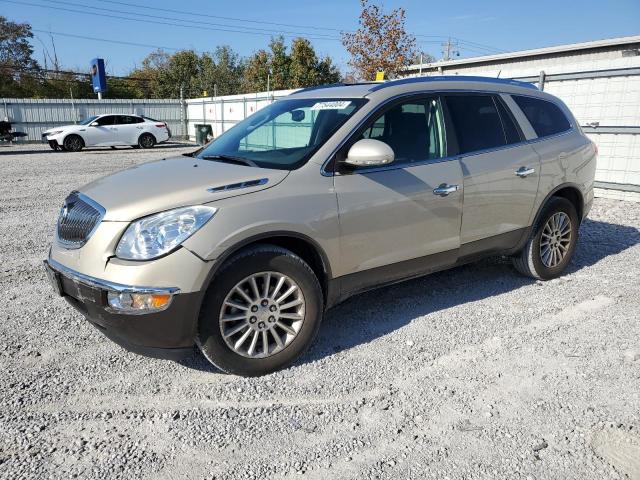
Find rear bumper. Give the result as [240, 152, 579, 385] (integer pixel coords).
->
[44, 258, 202, 360]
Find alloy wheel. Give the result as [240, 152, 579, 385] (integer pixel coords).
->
[540, 211, 572, 268]
[219, 272, 306, 358]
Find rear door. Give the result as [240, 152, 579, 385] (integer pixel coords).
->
[113, 115, 142, 145]
[333, 95, 463, 292]
[443, 93, 540, 250]
[83, 115, 116, 146]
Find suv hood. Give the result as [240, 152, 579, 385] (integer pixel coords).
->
[79, 156, 289, 221]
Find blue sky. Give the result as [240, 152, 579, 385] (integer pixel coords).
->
[4, 0, 640, 75]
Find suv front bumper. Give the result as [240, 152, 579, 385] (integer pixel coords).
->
[44, 258, 202, 360]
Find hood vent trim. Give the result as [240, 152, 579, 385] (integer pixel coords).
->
[207, 178, 268, 193]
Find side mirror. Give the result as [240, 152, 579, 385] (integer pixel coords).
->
[90, 122, 99, 127]
[291, 109, 305, 122]
[344, 139, 394, 167]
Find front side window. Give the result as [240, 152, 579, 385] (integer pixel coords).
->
[198, 98, 366, 170]
[445, 95, 506, 154]
[95, 115, 115, 126]
[512, 95, 571, 138]
[358, 97, 446, 165]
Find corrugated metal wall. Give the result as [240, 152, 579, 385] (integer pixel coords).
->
[1, 98, 186, 141]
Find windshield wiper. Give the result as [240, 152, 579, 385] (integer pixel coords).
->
[200, 154, 258, 167]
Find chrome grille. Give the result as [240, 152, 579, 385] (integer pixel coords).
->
[56, 192, 105, 249]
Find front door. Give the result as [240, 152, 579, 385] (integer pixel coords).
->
[333, 96, 463, 294]
[84, 115, 116, 146]
[443, 94, 540, 246]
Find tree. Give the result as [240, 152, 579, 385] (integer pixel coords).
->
[0, 16, 41, 97]
[209, 46, 244, 96]
[242, 49, 270, 92]
[341, 0, 416, 80]
[268, 36, 290, 90]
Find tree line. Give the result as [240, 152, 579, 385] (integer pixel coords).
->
[1, 1, 425, 99]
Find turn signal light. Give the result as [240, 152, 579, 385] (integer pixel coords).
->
[107, 291, 174, 314]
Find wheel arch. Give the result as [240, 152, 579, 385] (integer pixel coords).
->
[533, 183, 585, 227]
[199, 231, 334, 307]
[63, 132, 85, 147]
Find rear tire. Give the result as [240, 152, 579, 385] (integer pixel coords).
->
[512, 197, 579, 280]
[138, 133, 156, 149]
[197, 245, 323, 377]
[63, 134, 84, 152]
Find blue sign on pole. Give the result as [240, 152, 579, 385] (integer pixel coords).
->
[90, 58, 107, 93]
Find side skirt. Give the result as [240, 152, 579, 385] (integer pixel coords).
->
[326, 227, 530, 309]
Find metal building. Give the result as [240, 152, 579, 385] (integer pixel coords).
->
[405, 35, 640, 201]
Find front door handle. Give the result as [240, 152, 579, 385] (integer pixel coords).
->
[515, 166, 535, 177]
[433, 183, 459, 197]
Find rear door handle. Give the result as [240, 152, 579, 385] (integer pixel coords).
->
[433, 184, 459, 196]
[515, 166, 535, 178]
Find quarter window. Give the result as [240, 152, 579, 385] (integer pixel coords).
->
[512, 95, 571, 137]
[359, 97, 446, 165]
[445, 95, 506, 154]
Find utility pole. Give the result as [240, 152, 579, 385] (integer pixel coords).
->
[441, 38, 460, 61]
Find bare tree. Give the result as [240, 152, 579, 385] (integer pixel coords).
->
[341, 0, 416, 80]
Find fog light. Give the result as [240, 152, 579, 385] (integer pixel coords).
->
[107, 291, 174, 314]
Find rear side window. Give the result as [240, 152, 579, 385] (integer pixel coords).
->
[445, 95, 506, 154]
[512, 95, 571, 137]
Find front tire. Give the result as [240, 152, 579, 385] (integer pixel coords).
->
[63, 134, 84, 152]
[512, 197, 579, 280]
[197, 245, 323, 376]
[138, 133, 156, 149]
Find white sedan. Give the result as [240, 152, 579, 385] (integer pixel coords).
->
[42, 114, 171, 151]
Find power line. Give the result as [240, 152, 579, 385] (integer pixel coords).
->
[1, 0, 341, 42]
[96, 0, 350, 33]
[31, 29, 194, 53]
[3, 65, 154, 83]
[39, 0, 340, 40]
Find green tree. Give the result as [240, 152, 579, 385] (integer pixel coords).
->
[268, 36, 290, 90]
[289, 38, 319, 87]
[0, 16, 41, 97]
[242, 49, 270, 92]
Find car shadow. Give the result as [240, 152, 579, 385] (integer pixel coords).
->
[0, 142, 196, 156]
[179, 218, 639, 374]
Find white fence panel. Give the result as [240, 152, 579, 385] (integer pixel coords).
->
[1, 98, 185, 141]
[185, 89, 298, 141]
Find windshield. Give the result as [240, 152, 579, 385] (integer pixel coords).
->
[79, 116, 99, 125]
[197, 98, 366, 170]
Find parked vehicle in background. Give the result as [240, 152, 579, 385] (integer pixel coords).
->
[41, 114, 171, 151]
[0, 119, 28, 143]
[44, 76, 597, 376]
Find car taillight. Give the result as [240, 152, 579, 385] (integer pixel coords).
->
[593, 142, 598, 156]
[155, 123, 166, 128]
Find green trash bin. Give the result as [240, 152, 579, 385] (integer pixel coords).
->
[195, 124, 213, 145]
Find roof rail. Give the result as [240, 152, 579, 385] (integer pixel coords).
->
[291, 81, 382, 95]
[368, 75, 538, 92]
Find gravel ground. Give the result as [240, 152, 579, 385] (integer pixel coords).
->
[1, 143, 639, 480]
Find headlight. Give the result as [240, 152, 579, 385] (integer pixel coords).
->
[115, 205, 217, 260]
[47, 130, 63, 135]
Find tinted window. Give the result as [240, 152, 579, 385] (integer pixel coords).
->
[445, 95, 505, 154]
[512, 95, 570, 137]
[95, 115, 115, 126]
[495, 97, 522, 144]
[115, 115, 140, 125]
[359, 97, 446, 165]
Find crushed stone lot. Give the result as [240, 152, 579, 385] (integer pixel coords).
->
[1, 142, 639, 480]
